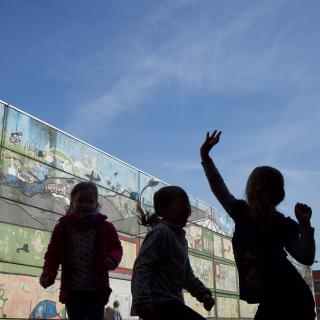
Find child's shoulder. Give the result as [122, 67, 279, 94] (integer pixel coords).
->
[233, 199, 249, 210]
[97, 213, 115, 228]
[275, 212, 299, 231]
[145, 222, 170, 238]
[141, 223, 170, 248]
[230, 199, 250, 220]
[54, 216, 67, 229]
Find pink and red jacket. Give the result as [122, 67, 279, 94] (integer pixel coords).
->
[42, 212, 123, 304]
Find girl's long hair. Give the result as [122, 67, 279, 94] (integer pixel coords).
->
[245, 166, 285, 221]
[138, 186, 189, 228]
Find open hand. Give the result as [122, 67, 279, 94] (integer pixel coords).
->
[200, 130, 222, 160]
[202, 294, 215, 311]
[295, 203, 312, 228]
[135, 303, 154, 319]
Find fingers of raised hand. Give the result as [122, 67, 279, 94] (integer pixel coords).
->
[209, 130, 221, 144]
[210, 130, 217, 138]
[295, 202, 312, 214]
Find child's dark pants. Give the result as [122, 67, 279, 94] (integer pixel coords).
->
[65, 290, 105, 320]
[142, 300, 208, 320]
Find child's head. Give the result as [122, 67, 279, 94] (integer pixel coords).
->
[154, 186, 191, 226]
[246, 166, 285, 220]
[69, 181, 99, 217]
[139, 186, 191, 228]
[113, 300, 120, 308]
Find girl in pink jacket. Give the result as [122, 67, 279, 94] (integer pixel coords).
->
[40, 182, 123, 320]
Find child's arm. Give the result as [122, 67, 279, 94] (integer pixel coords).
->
[183, 259, 215, 311]
[103, 222, 123, 270]
[285, 203, 315, 266]
[200, 130, 236, 214]
[131, 227, 168, 317]
[40, 222, 64, 287]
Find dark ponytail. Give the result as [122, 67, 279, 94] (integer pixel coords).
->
[138, 186, 189, 228]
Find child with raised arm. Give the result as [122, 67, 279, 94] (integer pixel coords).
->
[40, 182, 123, 320]
[131, 186, 215, 320]
[200, 130, 316, 320]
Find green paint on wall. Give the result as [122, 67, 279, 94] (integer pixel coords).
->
[0, 223, 51, 267]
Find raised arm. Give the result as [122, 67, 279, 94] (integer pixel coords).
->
[285, 203, 315, 266]
[200, 130, 236, 214]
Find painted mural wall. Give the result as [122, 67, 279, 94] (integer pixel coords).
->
[216, 296, 239, 318]
[0, 273, 63, 319]
[1, 100, 312, 320]
[0, 102, 239, 320]
[184, 292, 215, 318]
[0, 103, 234, 236]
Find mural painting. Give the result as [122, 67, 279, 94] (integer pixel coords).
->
[0, 102, 244, 320]
[0, 225, 140, 274]
[0, 197, 62, 232]
[216, 296, 239, 318]
[213, 234, 223, 258]
[1, 104, 234, 233]
[214, 262, 238, 293]
[0, 103, 4, 140]
[239, 300, 258, 318]
[212, 209, 234, 236]
[0, 223, 50, 267]
[223, 238, 235, 261]
[186, 225, 214, 257]
[202, 228, 214, 256]
[117, 238, 138, 273]
[99, 188, 138, 221]
[0, 273, 64, 319]
[188, 196, 198, 209]
[183, 292, 215, 318]
[189, 256, 214, 289]
[197, 201, 211, 216]
[138, 172, 166, 211]
[186, 225, 202, 252]
[4, 107, 139, 198]
[0, 149, 75, 216]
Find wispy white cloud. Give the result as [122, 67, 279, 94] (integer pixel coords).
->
[68, 64, 160, 136]
[218, 92, 320, 166]
[67, 0, 317, 138]
[282, 168, 320, 184]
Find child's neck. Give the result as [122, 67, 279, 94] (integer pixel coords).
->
[163, 218, 184, 228]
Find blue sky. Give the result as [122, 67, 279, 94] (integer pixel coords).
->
[1, 0, 319, 267]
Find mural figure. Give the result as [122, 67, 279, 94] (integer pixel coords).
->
[0, 288, 8, 318]
[29, 300, 62, 319]
[16, 243, 29, 253]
